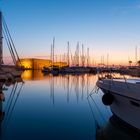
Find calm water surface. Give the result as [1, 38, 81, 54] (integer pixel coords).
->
[0, 71, 138, 140]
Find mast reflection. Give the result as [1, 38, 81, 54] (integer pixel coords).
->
[48, 74, 97, 105]
[0, 79, 24, 138]
[22, 71, 97, 105]
[0, 82, 5, 137]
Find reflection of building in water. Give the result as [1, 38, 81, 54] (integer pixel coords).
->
[17, 58, 67, 70]
[21, 70, 47, 80]
[96, 115, 140, 140]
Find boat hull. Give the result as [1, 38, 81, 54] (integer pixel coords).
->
[97, 80, 140, 130]
[107, 90, 140, 130]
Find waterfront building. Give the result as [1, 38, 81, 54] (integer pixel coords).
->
[16, 58, 67, 70]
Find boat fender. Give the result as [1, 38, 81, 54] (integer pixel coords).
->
[102, 93, 114, 106]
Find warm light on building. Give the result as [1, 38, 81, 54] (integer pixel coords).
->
[16, 58, 68, 70]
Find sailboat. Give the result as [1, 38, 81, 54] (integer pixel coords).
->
[0, 11, 22, 82]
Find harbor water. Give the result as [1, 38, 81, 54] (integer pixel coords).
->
[0, 71, 138, 140]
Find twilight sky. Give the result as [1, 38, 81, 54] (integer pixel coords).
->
[1, 0, 140, 65]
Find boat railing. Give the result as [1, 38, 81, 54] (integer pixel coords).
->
[98, 72, 130, 89]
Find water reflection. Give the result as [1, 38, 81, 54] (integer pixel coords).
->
[21, 70, 44, 80]
[9, 71, 140, 139]
[96, 115, 140, 140]
[87, 92, 112, 129]
[50, 74, 97, 105]
[0, 79, 24, 138]
[0, 82, 5, 137]
[22, 70, 98, 105]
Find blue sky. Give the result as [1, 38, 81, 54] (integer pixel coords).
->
[1, 0, 140, 64]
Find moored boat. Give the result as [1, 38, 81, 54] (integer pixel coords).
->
[96, 77, 140, 130]
[42, 66, 50, 73]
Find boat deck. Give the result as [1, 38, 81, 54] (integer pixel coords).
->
[113, 78, 140, 84]
[97, 78, 140, 101]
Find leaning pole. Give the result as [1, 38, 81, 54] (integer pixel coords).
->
[0, 11, 3, 65]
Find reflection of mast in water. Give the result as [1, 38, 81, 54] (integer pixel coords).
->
[50, 75, 55, 106]
[74, 75, 79, 103]
[66, 75, 70, 103]
[86, 74, 89, 96]
[0, 83, 5, 137]
[81, 74, 85, 100]
[0, 81, 24, 136]
[2, 82, 24, 132]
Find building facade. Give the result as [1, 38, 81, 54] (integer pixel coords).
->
[16, 58, 67, 70]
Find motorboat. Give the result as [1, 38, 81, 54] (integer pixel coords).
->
[96, 76, 140, 130]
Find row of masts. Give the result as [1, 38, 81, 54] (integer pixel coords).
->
[50, 37, 91, 67]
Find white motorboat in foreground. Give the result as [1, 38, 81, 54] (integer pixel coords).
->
[96, 77, 140, 130]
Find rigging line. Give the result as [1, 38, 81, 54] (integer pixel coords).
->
[2, 20, 17, 64]
[2, 17, 21, 64]
[3, 28, 16, 64]
[4, 83, 24, 131]
[87, 86, 99, 98]
[4, 84, 16, 112]
[3, 83, 18, 127]
[87, 97, 100, 129]
[3, 29, 15, 63]
[89, 95, 107, 123]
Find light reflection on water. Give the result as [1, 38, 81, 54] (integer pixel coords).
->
[0, 71, 139, 140]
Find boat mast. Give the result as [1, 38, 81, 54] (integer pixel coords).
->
[135, 46, 138, 66]
[52, 37, 55, 67]
[76, 42, 79, 67]
[82, 44, 84, 67]
[87, 48, 89, 67]
[0, 11, 3, 65]
[107, 53, 109, 68]
[67, 41, 70, 67]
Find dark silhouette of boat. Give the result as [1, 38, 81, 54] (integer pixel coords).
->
[96, 115, 140, 140]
